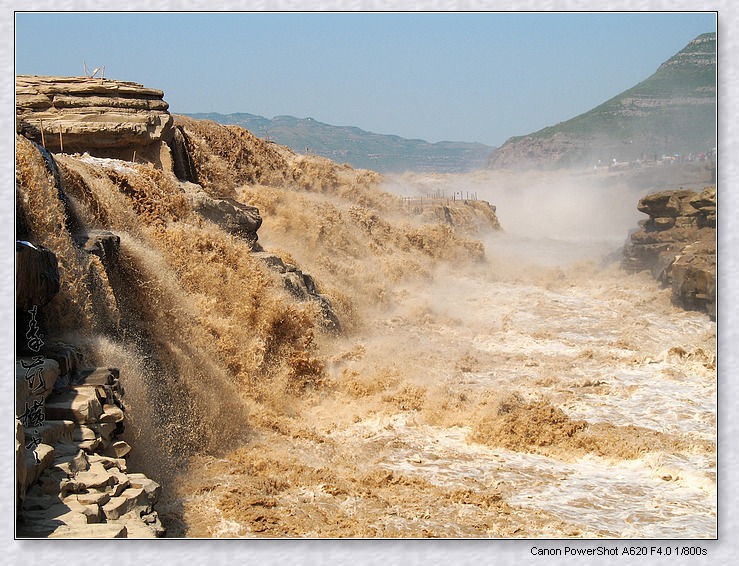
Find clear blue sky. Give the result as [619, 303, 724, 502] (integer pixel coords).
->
[14, 11, 716, 147]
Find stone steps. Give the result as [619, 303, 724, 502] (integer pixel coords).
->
[16, 199, 165, 538]
[16, 353, 164, 537]
[17, 433, 165, 538]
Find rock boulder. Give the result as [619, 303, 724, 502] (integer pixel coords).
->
[15, 241, 60, 313]
[622, 186, 716, 318]
[73, 230, 121, 268]
[253, 252, 341, 332]
[183, 184, 263, 245]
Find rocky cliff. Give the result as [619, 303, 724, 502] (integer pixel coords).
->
[16, 75, 175, 168]
[622, 186, 716, 319]
[488, 32, 716, 170]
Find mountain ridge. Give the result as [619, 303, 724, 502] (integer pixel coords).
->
[180, 112, 494, 174]
[183, 32, 715, 174]
[487, 32, 716, 170]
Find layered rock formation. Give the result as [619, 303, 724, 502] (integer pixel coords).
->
[622, 186, 716, 319]
[16, 75, 174, 167]
[15, 74, 504, 539]
[13, 77, 353, 537]
[15, 245, 164, 538]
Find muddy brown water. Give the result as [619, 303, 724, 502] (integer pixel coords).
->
[16, 141, 715, 538]
[170, 235, 716, 538]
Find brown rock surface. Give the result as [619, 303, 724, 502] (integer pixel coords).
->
[73, 230, 121, 268]
[16, 357, 60, 416]
[182, 183, 263, 245]
[622, 186, 715, 318]
[16, 363, 165, 538]
[671, 238, 716, 318]
[15, 241, 60, 312]
[16, 75, 174, 164]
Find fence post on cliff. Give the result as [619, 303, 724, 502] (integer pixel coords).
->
[58, 124, 64, 153]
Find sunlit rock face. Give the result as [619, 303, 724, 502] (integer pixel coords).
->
[622, 187, 716, 319]
[16, 75, 174, 166]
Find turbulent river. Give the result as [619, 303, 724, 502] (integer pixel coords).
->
[171, 218, 716, 538]
[17, 134, 716, 540]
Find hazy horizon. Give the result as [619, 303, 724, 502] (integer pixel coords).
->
[14, 11, 716, 147]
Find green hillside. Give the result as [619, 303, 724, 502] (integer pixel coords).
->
[489, 32, 716, 169]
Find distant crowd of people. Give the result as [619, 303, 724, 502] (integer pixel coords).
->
[592, 147, 716, 172]
[657, 148, 716, 164]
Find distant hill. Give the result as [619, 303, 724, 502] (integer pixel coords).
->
[487, 32, 716, 170]
[180, 112, 494, 174]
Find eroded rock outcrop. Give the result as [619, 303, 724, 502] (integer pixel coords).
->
[73, 230, 121, 269]
[622, 186, 716, 318]
[253, 251, 341, 333]
[16, 75, 174, 166]
[15, 241, 60, 313]
[182, 182, 263, 247]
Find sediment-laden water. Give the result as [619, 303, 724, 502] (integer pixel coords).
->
[174, 230, 716, 538]
[15, 130, 716, 539]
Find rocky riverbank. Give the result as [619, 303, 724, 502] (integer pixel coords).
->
[622, 186, 716, 319]
[15, 75, 503, 538]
